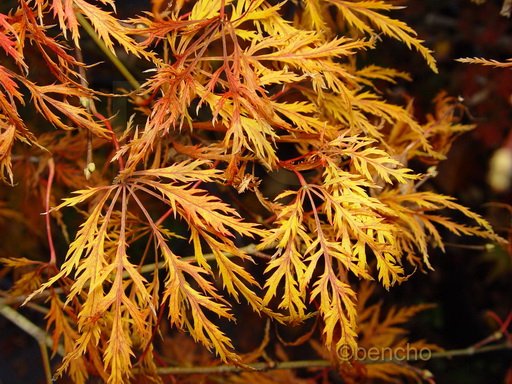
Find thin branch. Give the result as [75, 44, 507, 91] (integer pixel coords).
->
[443, 242, 492, 251]
[0, 303, 65, 357]
[0, 287, 63, 306]
[38, 341, 52, 384]
[45, 158, 56, 265]
[3, 285, 509, 378]
[93, 111, 125, 170]
[428, 342, 511, 360]
[0, 303, 65, 383]
[74, 45, 95, 180]
[76, 13, 141, 90]
[2, 241, 265, 306]
[154, 359, 331, 375]
[0, 242, 265, 304]
[151, 342, 512, 375]
[24, 301, 51, 315]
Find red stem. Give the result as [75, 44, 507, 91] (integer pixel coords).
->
[280, 161, 308, 187]
[94, 112, 125, 171]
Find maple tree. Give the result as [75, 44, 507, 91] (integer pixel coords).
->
[0, 0, 509, 383]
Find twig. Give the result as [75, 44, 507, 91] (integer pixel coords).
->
[44, 158, 57, 265]
[0, 303, 66, 383]
[93, 111, 125, 170]
[154, 359, 331, 375]
[0, 243, 265, 306]
[75, 46, 95, 180]
[428, 342, 511, 360]
[0, 287, 63, 306]
[443, 242, 493, 251]
[38, 340, 52, 384]
[0, 303, 65, 357]
[151, 342, 512, 375]
[3, 286, 510, 378]
[76, 13, 141, 90]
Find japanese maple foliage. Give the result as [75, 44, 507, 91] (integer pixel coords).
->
[0, 1, 502, 383]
